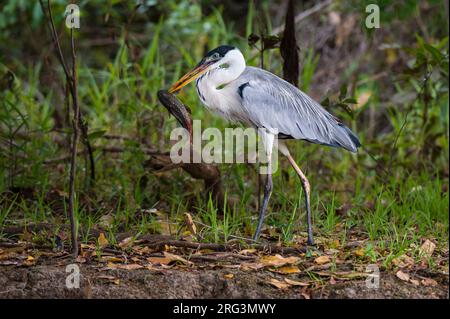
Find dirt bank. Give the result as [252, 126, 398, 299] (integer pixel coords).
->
[1, 263, 448, 299]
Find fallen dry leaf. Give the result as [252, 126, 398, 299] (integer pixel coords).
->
[183, 212, 197, 235]
[239, 249, 256, 255]
[334, 272, 368, 279]
[268, 278, 290, 289]
[118, 237, 134, 250]
[147, 252, 192, 266]
[421, 278, 438, 287]
[392, 254, 415, 268]
[419, 240, 436, 259]
[224, 273, 234, 279]
[97, 275, 116, 280]
[147, 256, 173, 265]
[0, 260, 19, 266]
[101, 256, 123, 263]
[107, 262, 143, 270]
[311, 271, 368, 280]
[120, 264, 143, 270]
[410, 279, 420, 286]
[0, 250, 19, 261]
[164, 251, 192, 264]
[271, 265, 300, 274]
[75, 256, 87, 263]
[314, 256, 331, 265]
[80, 243, 95, 250]
[396, 270, 410, 282]
[284, 278, 309, 286]
[331, 239, 340, 249]
[240, 262, 264, 271]
[132, 246, 151, 255]
[97, 233, 109, 249]
[301, 291, 311, 299]
[260, 254, 299, 267]
[23, 255, 36, 266]
[354, 247, 365, 257]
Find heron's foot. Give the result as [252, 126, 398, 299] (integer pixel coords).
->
[252, 228, 261, 241]
[306, 229, 314, 246]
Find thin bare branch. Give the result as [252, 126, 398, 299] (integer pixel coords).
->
[39, 0, 96, 185]
[39, 0, 73, 87]
[67, 26, 80, 257]
[272, 0, 334, 35]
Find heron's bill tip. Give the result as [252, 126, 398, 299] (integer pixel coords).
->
[168, 61, 212, 94]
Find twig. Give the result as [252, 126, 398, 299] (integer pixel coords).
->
[39, 0, 95, 184]
[39, 0, 73, 87]
[79, 119, 96, 184]
[67, 23, 80, 258]
[272, 0, 334, 34]
[39, 0, 80, 257]
[1, 224, 308, 255]
[139, 236, 307, 254]
[187, 253, 256, 262]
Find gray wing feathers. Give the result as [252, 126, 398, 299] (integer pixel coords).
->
[238, 67, 361, 153]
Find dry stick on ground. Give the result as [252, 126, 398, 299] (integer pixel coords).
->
[39, 0, 80, 257]
[1, 224, 308, 255]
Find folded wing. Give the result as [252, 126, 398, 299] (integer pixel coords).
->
[238, 67, 361, 152]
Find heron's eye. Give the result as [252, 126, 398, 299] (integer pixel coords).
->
[211, 52, 220, 60]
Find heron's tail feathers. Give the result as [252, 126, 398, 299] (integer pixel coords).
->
[331, 123, 361, 153]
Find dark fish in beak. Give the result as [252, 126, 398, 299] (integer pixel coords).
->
[157, 90, 193, 140]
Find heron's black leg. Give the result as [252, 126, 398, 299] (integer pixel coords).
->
[302, 178, 313, 245]
[286, 154, 314, 245]
[253, 171, 272, 240]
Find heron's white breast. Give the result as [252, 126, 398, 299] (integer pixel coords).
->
[196, 75, 246, 123]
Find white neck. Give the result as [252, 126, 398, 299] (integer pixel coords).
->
[206, 49, 246, 89]
[195, 48, 246, 120]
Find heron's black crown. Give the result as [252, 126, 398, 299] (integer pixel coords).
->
[205, 45, 235, 58]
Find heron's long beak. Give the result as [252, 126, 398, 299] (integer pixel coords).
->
[169, 60, 213, 93]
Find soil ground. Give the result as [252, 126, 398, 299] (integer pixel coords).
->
[1, 259, 448, 299]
